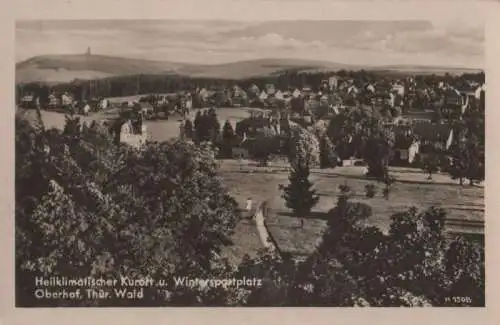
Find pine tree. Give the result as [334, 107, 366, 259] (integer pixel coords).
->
[280, 161, 319, 219]
[448, 132, 484, 186]
[184, 119, 194, 139]
[319, 135, 338, 168]
[194, 110, 203, 143]
[222, 120, 235, 140]
[222, 120, 235, 155]
[207, 108, 221, 143]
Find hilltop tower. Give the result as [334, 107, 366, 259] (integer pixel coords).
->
[86, 46, 91, 56]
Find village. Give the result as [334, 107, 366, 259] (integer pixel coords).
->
[17, 69, 486, 171]
[14, 15, 486, 307]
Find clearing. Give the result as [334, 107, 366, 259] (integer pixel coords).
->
[219, 162, 484, 257]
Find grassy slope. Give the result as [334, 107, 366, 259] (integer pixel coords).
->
[219, 166, 484, 256]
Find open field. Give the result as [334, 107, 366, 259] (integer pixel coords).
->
[219, 164, 484, 256]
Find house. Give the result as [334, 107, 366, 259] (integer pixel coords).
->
[413, 122, 453, 155]
[258, 90, 269, 102]
[389, 92, 404, 108]
[392, 82, 406, 97]
[49, 94, 60, 108]
[99, 98, 109, 110]
[302, 86, 313, 98]
[61, 93, 73, 107]
[248, 84, 261, 97]
[392, 126, 420, 165]
[319, 94, 330, 106]
[274, 90, 284, 101]
[197, 88, 210, 102]
[139, 102, 155, 116]
[328, 76, 339, 89]
[232, 134, 282, 160]
[320, 80, 330, 91]
[265, 83, 276, 95]
[365, 83, 376, 94]
[120, 120, 148, 148]
[20, 93, 37, 108]
[232, 85, 248, 106]
[347, 84, 359, 96]
[443, 87, 465, 110]
[232, 85, 246, 97]
[292, 88, 302, 99]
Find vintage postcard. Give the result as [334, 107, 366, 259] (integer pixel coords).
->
[4, 0, 499, 322]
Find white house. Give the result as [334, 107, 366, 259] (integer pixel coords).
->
[292, 89, 302, 99]
[121, 121, 148, 148]
[259, 91, 269, 101]
[475, 83, 486, 100]
[274, 90, 284, 101]
[83, 104, 91, 115]
[392, 82, 405, 97]
[265, 83, 276, 95]
[61, 93, 73, 106]
[347, 85, 359, 95]
[328, 76, 339, 89]
[365, 83, 376, 94]
[98, 98, 109, 110]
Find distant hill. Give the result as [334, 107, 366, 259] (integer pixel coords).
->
[16, 54, 186, 83]
[15, 54, 483, 84]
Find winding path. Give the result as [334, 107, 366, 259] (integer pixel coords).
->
[254, 203, 277, 253]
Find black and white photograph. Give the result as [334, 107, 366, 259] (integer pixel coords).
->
[14, 11, 485, 307]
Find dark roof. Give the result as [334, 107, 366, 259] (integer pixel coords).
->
[413, 122, 451, 143]
[393, 125, 415, 149]
[140, 102, 154, 109]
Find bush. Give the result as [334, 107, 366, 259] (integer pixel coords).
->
[364, 184, 376, 198]
[338, 183, 351, 195]
[382, 186, 390, 199]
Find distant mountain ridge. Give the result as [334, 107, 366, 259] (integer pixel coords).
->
[16, 54, 483, 84]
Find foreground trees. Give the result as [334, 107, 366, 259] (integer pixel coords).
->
[16, 111, 241, 306]
[236, 196, 484, 306]
[16, 111, 484, 307]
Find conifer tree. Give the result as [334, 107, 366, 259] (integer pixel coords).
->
[280, 159, 319, 219]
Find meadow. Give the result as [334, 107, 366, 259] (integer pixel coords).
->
[219, 164, 484, 257]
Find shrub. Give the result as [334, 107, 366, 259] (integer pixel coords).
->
[338, 183, 351, 195]
[365, 184, 376, 198]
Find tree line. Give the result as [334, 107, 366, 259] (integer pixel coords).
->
[16, 70, 485, 104]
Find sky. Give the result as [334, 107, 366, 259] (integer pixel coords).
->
[15, 19, 484, 68]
